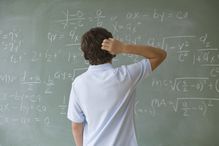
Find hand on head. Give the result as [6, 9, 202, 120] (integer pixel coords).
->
[101, 38, 125, 55]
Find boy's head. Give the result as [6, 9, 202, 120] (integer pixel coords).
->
[81, 27, 116, 65]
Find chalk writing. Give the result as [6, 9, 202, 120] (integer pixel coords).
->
[152, 77, 219, 93]
[0, 8, 218, 132]
[135, 97, 219, 117]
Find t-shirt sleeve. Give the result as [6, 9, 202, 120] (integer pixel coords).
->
[127, 59, 152, 85]
[67, 83, 85, 123]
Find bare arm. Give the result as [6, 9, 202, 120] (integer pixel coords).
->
[102, 38, 167, 71]
[72, 122, 83, 146]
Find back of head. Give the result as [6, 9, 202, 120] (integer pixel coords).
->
[81, 27, 116, 65]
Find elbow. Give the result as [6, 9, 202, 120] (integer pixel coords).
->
[149, 49, 167, 71]
[158, 49, 167, 62]
[161, 50, 167, 61]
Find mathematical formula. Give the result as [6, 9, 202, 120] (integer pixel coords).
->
[135, 97, 219, 117]
[0, 8, 218, 129]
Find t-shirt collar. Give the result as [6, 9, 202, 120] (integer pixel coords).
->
[88, 63, 113, 71]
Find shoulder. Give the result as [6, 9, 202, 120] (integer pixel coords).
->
[123, 59, 152, 82]
[72, 71, 88, 87]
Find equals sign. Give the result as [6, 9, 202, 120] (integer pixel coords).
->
[68, 73, 73, 78]
[34, 118, 40, 122]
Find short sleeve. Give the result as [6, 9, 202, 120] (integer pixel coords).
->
[67, 83, 85, 123]
[127, 59, 152, 85]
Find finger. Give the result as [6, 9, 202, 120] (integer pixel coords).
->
[101, 45, 109, 49]
[101, 42, 110, 47]
[101, 44, 110, 50]
[102, 41, 110, 45]
[102, 39, 110, 44]
[108, 38, 114, 41]
[101, 47, 109, 51]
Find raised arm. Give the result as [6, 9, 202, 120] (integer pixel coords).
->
[101, 38, 167, 71]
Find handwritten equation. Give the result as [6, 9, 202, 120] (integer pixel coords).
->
[0, 92, 50, 126]
[135, 97, 219, 117]
[152, 77, 219, 92]
[0, 8, 218, 129]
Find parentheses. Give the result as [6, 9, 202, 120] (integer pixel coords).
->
[199, 81, 204, 92]
[134, 100, 139, 115]
[202, 101, 207, 116]
[176, 80, 181, 92]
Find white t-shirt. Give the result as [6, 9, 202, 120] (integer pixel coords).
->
[67, 59, 152, 146]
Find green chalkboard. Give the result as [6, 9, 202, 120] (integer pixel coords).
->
[0, 0, 219, 146]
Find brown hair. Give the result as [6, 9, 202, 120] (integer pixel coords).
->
[81, 27, 116, 65]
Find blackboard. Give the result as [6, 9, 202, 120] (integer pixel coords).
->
[0, 0, 219, 146]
